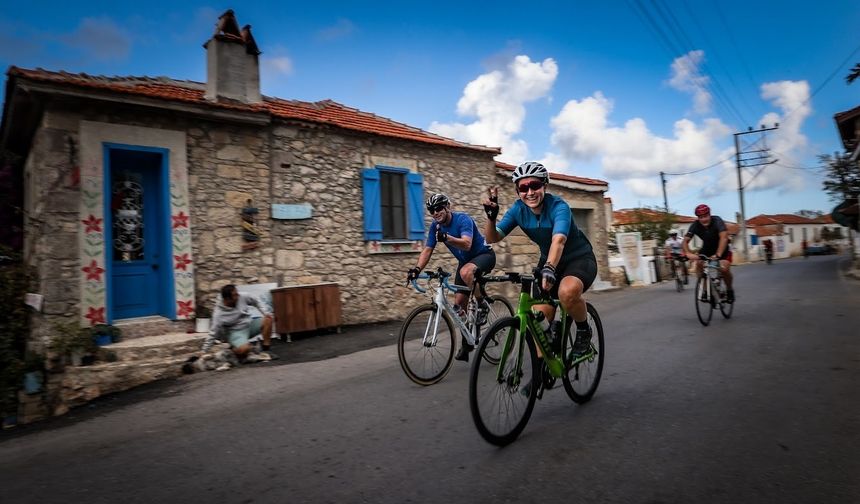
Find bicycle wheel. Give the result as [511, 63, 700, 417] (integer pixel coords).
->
[397, 304, 456, 385]
[719, 287, 734, 319]
[480, 295, 515, 365]
[694, 276, 713, 326]
[562, 302, 605, 404]
[469, 317, 539, 446]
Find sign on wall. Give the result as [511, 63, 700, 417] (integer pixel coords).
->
[272, 203, 313, 220]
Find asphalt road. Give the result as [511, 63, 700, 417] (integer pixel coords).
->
[1, 255, 858, 504]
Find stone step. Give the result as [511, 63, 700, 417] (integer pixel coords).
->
[97, 332, 206, 363]
[58, 354, 194, 411]
[111, 316, 195, 340]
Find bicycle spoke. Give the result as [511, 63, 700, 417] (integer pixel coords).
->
[398, 305, 455, 385]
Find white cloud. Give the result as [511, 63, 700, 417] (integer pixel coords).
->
[624, 178, 662, 198]
[549, 91, 732, 182]
[261, 45, 294, 85]
[668, 50, 711, 114]
[429, 55, 558, 163]
[706, 80, 811, 195]
[316, 18, 355, 41]
[61, 17, 131, 61]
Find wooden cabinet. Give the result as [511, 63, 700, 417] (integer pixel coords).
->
[271, 283, 342, 338]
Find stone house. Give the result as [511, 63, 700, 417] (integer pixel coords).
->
[0, 11, 611, 361]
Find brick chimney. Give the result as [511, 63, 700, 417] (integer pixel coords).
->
[203, 10, 262, 104]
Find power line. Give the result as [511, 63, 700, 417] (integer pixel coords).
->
[782, 40, 860, 122]
[663, 154, 734, 176]
[651, 0, 751, 127]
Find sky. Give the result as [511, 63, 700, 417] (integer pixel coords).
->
[1, 0, 858, 220]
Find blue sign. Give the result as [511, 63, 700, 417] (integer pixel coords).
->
[272, 203, 313, 220]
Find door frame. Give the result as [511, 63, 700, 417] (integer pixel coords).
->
[102, 143, 176, 322]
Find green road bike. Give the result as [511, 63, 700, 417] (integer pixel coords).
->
[399, 268, 514, 386]
[468, 272, 605, 446]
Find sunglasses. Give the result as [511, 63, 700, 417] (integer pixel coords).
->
[517, 180, 545, 193]
[427, 205, 447, 214]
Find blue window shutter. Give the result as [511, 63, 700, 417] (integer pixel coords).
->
[362, 169, 383, 240]
[406, 172, 425, 240]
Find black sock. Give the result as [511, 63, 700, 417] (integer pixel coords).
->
[262, 344, 270, 351]
[575, 319, 589, 331]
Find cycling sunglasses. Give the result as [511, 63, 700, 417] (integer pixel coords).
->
[427, 205, 447, 214]
[517, 180, 545, 193]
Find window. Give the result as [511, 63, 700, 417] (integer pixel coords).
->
[361, 167, 425, 241]
[801, 227, 807, 241]
[788, 228, 794, 243]
[380, 171, 406, 239]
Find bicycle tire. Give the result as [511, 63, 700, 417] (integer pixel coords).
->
[397, 304, 456, 385]
[719, 290, 734, 319]
[480, 295, 515, 365]
[469, 316, 539, 446]
[562, 302, 605, 404]
[695, 276, 713, 326]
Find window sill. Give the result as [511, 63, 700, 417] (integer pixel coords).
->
[366, 240, 423, 254]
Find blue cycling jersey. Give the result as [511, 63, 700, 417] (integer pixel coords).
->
[426, 212, 492, 264]
[496, 193, 593, 263]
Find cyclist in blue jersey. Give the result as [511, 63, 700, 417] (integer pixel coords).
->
[481, 161, 598, 357]
[406, 193, 496, 361]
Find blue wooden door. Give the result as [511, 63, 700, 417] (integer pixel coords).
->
[108, 148, 166, 320]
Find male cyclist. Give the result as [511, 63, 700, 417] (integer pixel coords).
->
[682, 204, 735, 302]
[664, 231, 687, 282]
[481, 161, 597, 358]
[406, 193, 496, 362]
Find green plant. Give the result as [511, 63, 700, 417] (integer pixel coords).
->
[195, 301, 213, 319]
[0, 246, 30, 417]
[50, 321, 97, 357]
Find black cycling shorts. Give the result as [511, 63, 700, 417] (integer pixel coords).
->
[454, 250, 496, 287]
[538, 252, 598, 299]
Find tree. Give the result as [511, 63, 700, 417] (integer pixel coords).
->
[819, 152, 860, 202]
[617, 207, 677, 243]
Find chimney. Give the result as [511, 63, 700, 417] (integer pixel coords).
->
[203, 10, 262, 104]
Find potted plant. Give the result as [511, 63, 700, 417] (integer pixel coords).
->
[50, 321, 97, 366]
[194, 301, 213, 333]
[91, 324, 122, 346]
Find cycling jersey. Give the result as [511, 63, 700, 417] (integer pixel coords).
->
[685, 215, 728, 258]
[496, 193, 593, 263]
[426, 211, 491, 264]
[665, 237, 683, 254]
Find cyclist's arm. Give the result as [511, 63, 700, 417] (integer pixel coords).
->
[445, 234, 472, 251]
[414, 246, 434, 271]
[715, 231, 728, 259]
[444, 215, 473, 251]
[682, 236, 697, 260]
[483, 218, 504, 243]
[545, 233, 567, 268]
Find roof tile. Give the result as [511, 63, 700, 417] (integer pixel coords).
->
[8, 66, 500, 154]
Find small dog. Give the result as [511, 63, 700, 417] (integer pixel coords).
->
[181, 348, 240, 374]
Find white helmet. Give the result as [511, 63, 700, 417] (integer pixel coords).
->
[511, 161, 549, 184]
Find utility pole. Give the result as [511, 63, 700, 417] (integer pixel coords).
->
[734, 124, 779, 262]
[660, 171, 668, 213]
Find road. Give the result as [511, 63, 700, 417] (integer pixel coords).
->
[1, 255, 858, 503]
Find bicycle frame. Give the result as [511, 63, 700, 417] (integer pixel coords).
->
[411, 271, 481, 347]
[497, 279, 568, 383]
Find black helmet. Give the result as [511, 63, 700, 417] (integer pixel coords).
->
[512, 161, 550, 184]
[426, 193, 450, 212]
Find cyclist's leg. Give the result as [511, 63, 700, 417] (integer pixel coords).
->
[461, 251, 496, 303]
[557, 254, 597, 356]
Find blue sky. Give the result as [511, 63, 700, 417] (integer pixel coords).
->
[2, 0, 858, 220]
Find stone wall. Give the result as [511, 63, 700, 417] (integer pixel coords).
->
[24, 99, 609, 335]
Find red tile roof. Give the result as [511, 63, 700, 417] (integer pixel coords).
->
[612, 208, 694, 226]
[746, 213, 815, 225]
[8, 66, 500, 154]
[494, 161, 608, 186]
